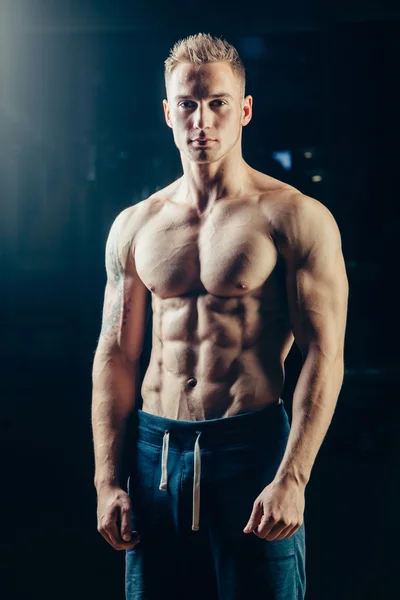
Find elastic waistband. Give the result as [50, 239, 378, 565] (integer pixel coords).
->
[135, 399, 285, 451]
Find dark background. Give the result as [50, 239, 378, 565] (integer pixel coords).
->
[1, 1, 399, 599]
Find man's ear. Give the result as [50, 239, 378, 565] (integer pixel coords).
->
[242, 95, 253, 127]
[163, 99, 172, 129]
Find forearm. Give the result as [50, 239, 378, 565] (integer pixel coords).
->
[92, 351, 139, 490]
[275, 349, 344, 487]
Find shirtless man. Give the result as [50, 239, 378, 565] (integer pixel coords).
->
[92, 33, 348, 600]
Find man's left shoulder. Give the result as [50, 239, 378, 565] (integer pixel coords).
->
[261, 186, 331, 220]
[261, 188, 341, 243]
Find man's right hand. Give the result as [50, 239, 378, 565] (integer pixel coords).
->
[96, 484, 140, 551]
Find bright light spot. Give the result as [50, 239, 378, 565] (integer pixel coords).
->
[304, 151, 312, 158]
[312, 175, 322, 182]
[272, 151, 292, 171]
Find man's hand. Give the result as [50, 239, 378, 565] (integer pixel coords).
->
[96, 484, 140, 551]
[243, 479, 305, 541]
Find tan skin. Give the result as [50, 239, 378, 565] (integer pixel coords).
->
[92, 61, 348, 551]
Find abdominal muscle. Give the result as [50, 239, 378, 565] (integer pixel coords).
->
[140, 292, 294, 421]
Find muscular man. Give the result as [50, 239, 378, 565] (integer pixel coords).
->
[92, 33, 348, 600]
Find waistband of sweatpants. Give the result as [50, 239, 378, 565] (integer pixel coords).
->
[134, 398, 285, 451]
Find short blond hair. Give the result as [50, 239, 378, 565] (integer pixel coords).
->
[164, 33, 246, 98]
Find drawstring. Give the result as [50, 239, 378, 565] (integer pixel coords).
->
[157, 399, 283, 531]
[192, 431, 202, 531]
[159, 429, 202, 531]
[159, 430, 170, 491]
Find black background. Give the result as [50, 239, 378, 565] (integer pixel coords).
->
[1, 1, 399, 599]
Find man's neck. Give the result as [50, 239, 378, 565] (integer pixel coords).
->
[177, 157, 249, 215]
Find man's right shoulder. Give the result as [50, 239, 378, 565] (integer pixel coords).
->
[124, 180, 180, 225]
[111, 186, 176, 255]
[116, 193, 165, 234]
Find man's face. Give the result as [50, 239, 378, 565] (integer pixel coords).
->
[163, 61, 252, 164]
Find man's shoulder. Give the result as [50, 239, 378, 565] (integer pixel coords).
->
[261, 186, 335, 230]
[260, 187, 341, 258]
[126, 179, 181, 219]
[118, 190, 169, 233]
[113, 182, 180, 252]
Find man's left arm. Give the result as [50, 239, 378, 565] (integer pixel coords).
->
[244, 193, 349, 540]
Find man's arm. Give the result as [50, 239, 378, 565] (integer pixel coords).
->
[272, 192, 349, 487]
[92, 206, 149, 492]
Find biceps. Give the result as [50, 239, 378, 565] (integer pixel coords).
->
[287, 253, 348, 357]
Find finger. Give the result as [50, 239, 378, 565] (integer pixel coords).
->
[98, 521, 125, 550]
[119, 504, 133, 542]
[107, 506, 141, 550]
[105, 519, 121, 547]
[254, 514, 275, 538]
[100, 528, 140, 551]
[114, 532, 141, 551]
[264, 521, 290, 541]
[124, 531, 141, 549]
[98, 527, 116, 548]
[243, 503, 263, 533]
[101, 521, 140, 551]
[275, 523, 301, 540]
[273, 523, 293, 540]
[115, 531, 141, 551]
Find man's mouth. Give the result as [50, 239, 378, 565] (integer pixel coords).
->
[192, 139, 216, 145]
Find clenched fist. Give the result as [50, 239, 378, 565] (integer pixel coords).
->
[96, 484, 140, 551]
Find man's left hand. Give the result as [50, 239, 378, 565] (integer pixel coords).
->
[243, 479, 305, 540]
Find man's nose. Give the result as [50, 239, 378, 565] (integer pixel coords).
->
[193, 105, 212, 130]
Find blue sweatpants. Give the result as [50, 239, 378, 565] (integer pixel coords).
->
[125, 399, 306, 600]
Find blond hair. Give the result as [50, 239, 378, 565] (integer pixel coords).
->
[164, 33, 246, 98]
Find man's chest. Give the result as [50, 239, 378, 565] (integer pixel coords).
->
[134, 199, 279, 299]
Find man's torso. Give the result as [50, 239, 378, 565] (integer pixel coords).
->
[123, 169, 299, 421]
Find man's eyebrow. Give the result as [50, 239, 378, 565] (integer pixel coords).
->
[174, 93, 234, 100]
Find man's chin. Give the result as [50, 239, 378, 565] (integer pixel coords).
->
[188, 148, 220, 164]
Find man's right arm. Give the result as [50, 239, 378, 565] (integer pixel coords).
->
[91, 206, 148, 493]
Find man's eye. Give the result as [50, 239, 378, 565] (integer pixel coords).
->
[178, 100, 226, 108]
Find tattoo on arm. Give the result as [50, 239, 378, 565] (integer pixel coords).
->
[101, 228, 125, 338]
[100, 285, 123, 337]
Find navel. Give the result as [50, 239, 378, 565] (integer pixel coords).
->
[186, 377, 197, 388]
